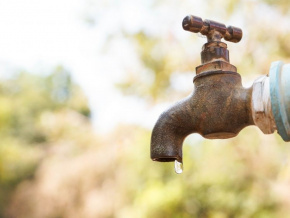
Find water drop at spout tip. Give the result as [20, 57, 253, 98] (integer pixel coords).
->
[174, 160, 183, 174]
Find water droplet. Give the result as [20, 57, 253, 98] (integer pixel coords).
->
[174, 160, 183, 174]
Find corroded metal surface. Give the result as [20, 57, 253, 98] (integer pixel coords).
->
[196, 60, 237, 75]
[151, 71, 253, 163]
[182, 15, 242, 43]
[151, 15, 290, 165]
[201, 42, 229, 63]
[197, 39, 236, 75]
[151, 15, 252, 163]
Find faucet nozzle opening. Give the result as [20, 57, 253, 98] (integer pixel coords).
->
[152, 156, 182, 162]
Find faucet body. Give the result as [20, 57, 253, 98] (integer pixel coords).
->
[151, 71, 254, 162]
[151, 64, 253, 163]
[151, 15, 289, 165]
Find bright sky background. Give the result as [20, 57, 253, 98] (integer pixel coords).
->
[0, 0, 174, 132]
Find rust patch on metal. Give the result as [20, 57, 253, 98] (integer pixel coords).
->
[182, 15, 242, 43]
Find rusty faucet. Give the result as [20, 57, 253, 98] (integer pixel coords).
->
[150, 15, 286, 173]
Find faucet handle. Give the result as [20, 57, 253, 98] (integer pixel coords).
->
[182, 15, 243, 43]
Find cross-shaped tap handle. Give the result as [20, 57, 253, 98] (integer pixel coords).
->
[182, 15, 243, 43]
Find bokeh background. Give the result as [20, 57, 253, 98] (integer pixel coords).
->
[0, 0, 290, 217]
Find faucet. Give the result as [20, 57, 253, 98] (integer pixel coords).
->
[150, 15, 290, 172]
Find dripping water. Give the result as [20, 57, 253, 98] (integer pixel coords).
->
[174, 160, 183, 174]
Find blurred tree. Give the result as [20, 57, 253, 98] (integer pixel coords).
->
[0, 68, 90, 216]
[262, 0, 290, 13]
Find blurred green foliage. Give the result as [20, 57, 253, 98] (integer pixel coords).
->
[263, 0, 290, 13]
[0, 67, 90, 216]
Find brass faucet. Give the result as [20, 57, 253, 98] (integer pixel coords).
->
[150, 15, 278, 170]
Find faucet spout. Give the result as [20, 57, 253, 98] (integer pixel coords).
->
[151, 95, 197, 163]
